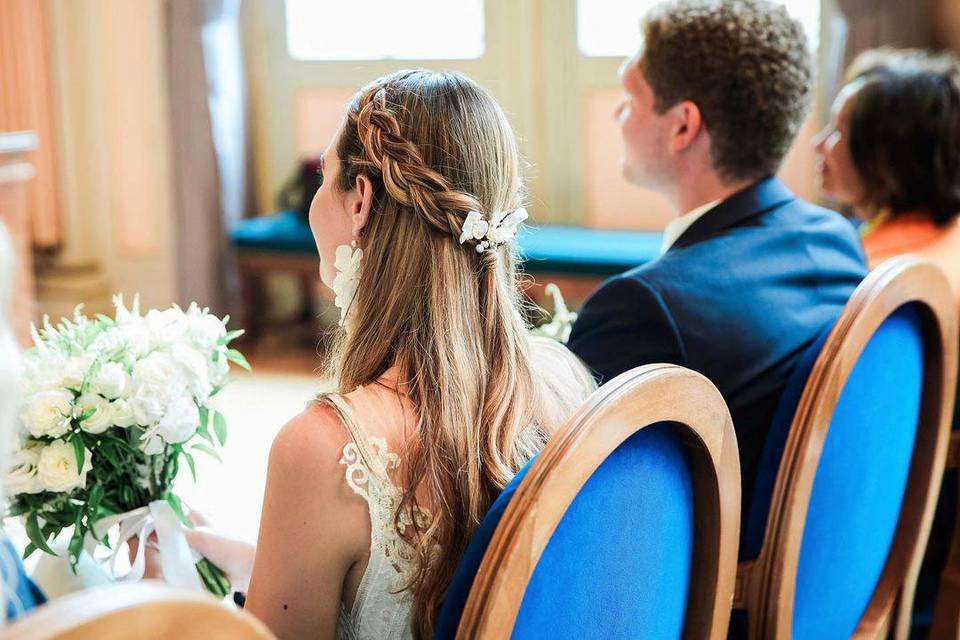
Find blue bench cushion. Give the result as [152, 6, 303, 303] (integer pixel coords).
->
[743, 305, 924, 638]
[231, 210, 316, 254]
[435, 422, 695, 639]
[231, 213, 662, 275]
[516, 225, 662, 275]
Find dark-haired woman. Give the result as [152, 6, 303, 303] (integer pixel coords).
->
[814, 47, 960, 306]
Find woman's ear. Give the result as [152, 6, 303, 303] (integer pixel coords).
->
[350, 174, 374, 237]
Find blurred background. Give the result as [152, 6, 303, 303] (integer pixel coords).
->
[2, 0, 959, 538]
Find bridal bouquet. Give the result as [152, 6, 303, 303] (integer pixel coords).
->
[5, 296, 249, 598]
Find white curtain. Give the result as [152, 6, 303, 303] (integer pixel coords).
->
[166, 0, 248, 316]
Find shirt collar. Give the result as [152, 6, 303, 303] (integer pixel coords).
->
[660, 199, 722, 254]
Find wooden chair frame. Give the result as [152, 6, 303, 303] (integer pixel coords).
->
[456, 364, 742, 639]
[1, 582, 274, 639]
[735, 256, 958, 639]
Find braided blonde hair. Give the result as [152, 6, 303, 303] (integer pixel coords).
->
[321, 70, 592, 637]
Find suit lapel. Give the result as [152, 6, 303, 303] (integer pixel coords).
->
[669, 176, 796, 251]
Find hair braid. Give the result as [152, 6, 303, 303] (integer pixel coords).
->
[351, 84, 481, 241]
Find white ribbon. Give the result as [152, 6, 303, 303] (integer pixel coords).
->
[85, 500, 202, 591]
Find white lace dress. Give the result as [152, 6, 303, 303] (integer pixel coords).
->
[328, 395, 426, 640]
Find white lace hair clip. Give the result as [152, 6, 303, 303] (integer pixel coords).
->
[458, 207, 529, 253]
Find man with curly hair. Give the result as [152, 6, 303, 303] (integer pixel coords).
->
[568, 0, 867, 516]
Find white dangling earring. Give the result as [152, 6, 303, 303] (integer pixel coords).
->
[331, 239, 362, 327]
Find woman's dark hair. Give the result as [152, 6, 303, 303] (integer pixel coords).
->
[845, 48, 960, 224]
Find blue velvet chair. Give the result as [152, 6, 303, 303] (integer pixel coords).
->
[735, 256, 958, 639]
[434, 364, 741, 639]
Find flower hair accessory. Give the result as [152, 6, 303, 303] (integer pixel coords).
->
[458, 207, 529, 253]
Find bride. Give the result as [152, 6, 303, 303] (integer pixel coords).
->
[187, 69, 595, 639]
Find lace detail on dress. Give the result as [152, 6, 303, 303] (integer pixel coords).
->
[326, 392, 432, 640]
[339, 437, 428, 591]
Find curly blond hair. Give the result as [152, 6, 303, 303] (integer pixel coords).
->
[640, 0, 813, 181]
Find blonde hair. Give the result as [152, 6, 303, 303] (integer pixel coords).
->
[320, 70, 594, 637]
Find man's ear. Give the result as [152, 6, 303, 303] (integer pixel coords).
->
[668, 100, 704, 154]
[349, 174, 374, 237]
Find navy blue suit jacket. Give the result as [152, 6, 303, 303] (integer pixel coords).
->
[567, 177, 867, 508]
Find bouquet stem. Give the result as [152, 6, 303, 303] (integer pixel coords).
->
[195, 556, 231, 599]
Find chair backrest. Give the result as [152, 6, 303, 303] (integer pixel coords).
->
[0, 582, 274, 639]
[738, 256, 958, 639]
[441, 364, 741, 640]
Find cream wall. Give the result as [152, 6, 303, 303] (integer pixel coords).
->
[38, 0, 178, 318]
[245, 0, 825, 231]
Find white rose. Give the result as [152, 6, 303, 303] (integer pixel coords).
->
[20, 389, 74, 439]
[75, 393, 114, 434]
[118, 322, 152, 358]
[133, 351, 180, 391]
[110, 398, 136, 428]
[129, 390, 166, 427]
[60, 354, 94, 390]
[90, 362, 129, 400]
[36, 440, 92, 493]
[184, 308, 226, 352]
[145, 308, 187, 347]
[6, 446, 44, 495]
[156, 396, 199, 444]
[171, 343, 212, 400]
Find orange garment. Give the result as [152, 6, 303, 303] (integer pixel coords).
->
[862, 211, 960, 314]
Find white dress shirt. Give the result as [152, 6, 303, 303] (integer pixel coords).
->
[660, 199, 722, 254]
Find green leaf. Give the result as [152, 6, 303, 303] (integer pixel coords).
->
[191, 442, 222, 463]
[183, 451, 197, 483]
[76, 408, 95, 423]
[6, 502, 30, 518]
[164, 493, 191, 528]
[97, 444, 121, 470]
[219, 329, 245, 345]
[22, 543, 36, 560]
[70, 436, 86, 475]
[88, 484, 105, 519]
[213, 411, 227, 447]
[68, 512, 85, 572]
[226, 348, 251, 372]
[26, 513, 56, 556]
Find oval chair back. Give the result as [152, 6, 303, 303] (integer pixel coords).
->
[0, 582, 274, 639]
[737, 256, 958, 639]
[436, 364, 741, 640]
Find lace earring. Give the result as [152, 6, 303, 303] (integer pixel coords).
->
[331, 239, 363, 327]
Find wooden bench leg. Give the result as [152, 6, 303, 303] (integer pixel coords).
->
[239, 268, 267, 345]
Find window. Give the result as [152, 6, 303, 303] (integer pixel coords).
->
[285, 0, 485, 61]
[576, 0, 820, 57]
